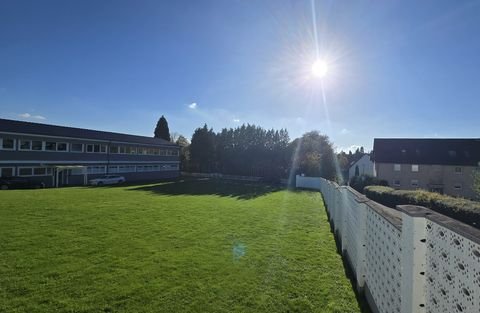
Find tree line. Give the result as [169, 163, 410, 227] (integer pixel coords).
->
[154, 116, 338, 182]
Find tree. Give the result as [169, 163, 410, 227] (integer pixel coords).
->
[154, 115, 171, 141]
[186, 123, 290, 179]
[474, 169, 480, 199]
[288, 131, 336, 180]
[189, 124, 216, 172]
[175, 135, 190, 171]
[170, 132, 180, 143]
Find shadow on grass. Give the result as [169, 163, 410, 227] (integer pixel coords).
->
[126, 177, 284, 200]
[326, 210, 373, 313]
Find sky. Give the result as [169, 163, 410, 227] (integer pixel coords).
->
[1, 0, 480, 152]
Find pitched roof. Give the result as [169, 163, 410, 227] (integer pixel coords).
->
[349, 154, 371, 169]
[373, 138, 480, 166]
[0, 118, 176, 147]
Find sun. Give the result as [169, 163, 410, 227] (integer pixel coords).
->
[311, 59, 328, 78]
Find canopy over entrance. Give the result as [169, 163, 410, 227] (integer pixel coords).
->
[46, 165, 88, 188]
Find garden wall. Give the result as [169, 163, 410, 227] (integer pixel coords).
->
[296, 175, 480, 313]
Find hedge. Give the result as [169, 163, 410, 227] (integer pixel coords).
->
[364, 186, 480, 229]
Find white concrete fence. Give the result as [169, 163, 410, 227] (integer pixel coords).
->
[296, 175, 480, 313]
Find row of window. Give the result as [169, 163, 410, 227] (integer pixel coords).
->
[392, 179, 462, 190]
[0, 166, 53, 177]
[72, 164, 180, 175]
[393, 164, 463, 174]
[0, 137, 179, 156]
[0, 164, 180, 177]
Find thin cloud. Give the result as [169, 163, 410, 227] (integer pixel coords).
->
[340, 128, 350, 135]
[233, 119, 240, 123]
[188, 102, 197, 109]
[18, 113, 46, 120]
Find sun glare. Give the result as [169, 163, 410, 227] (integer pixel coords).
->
[312, 59, 328, 78]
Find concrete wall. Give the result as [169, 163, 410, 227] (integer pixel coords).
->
[296, 175, 480, 313]
[375, 162, 477, 199]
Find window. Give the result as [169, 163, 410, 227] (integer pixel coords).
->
[159, 149, 166, 156]
[118, 165, 136, 173]
[108, 166, 119, 173]
[394, 164, 401, 171]
[454, 167, 462, 174]
[109, 146, 119, 154]
[166, 149, 176, 156]
[33, 168, 47, 176]
[86, 144, 107, 153]
[448, 150, 457, 157]
[57, 143, 67, 151]
[393, 180, 400, 187]
[454, 183, 462, 190]
[0, 167, 14, 177]
[71, 143, 83, 152]
[87, 166, 106, 174]
[18, 167, 52, 176]
[119, 146, 127, 154]
[411, 164, 419, 172]
[127, 146, 136, 154]
[45, 141, 57, 151]
[138, 147, 148, 155]
[1, 138, 15, 150]
[32, 141, 43, 150]
[18, 168, 33, 176]
[411, 179, 419, 188]
[19, 140, 32, 150]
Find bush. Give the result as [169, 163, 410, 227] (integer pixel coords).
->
[349, 175, 388, 193]
[364, 186, 480, 228]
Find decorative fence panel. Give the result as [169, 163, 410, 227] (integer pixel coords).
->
[296, 175, 480, 313]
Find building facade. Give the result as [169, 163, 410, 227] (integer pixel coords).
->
[373, 138, 480, 199]
[0, 118, 180, 187]
[348, 154, 375, 181]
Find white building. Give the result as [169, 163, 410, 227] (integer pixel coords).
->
[348, 154, 374, 181]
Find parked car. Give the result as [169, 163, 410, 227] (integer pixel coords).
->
[89, 175, 125, 186]
[0, 177, 45, 190]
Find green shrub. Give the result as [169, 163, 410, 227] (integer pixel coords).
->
[364, 186, 480, 228]
[349, 175, 388, 193]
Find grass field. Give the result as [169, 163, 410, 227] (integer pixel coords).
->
[0, 179, 363, 313]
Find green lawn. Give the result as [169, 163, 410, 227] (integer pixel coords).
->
[0, 179, 362, 313]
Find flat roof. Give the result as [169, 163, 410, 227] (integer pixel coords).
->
[0, 118, 178, 147]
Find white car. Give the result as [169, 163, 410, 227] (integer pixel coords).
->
[89, 175, 125, 186]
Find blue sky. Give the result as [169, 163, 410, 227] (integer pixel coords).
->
[1, 0, 480, 152]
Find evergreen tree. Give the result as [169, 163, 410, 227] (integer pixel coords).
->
[154, 115, 171, 141]
[189, 124, 216, 172]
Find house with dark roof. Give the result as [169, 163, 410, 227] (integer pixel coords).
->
[348, 154, 374, 181]
[372, 138, 480, 199]
[0, 118, 180, 187]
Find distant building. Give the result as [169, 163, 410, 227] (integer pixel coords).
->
[373, 138, 480, 199]
[348, 154, 374, 181]
[0, 118, 180, 187]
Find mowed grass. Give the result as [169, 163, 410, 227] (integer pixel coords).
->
[0, 179, 361, 313]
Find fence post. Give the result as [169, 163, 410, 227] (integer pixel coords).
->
[339, 187, 348, 253]
[355, 200, 368, 291]
[398, 205, 428, 313]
